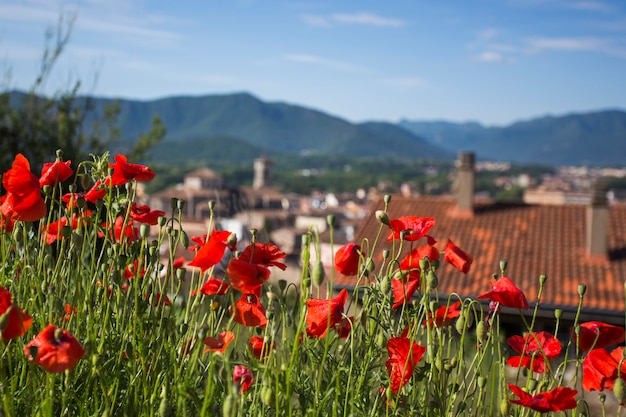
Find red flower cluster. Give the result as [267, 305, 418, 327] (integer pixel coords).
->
[387, 216, 435, 242]
[582, 346, 626, 392]
[227, 242, 286, 295]
[508, 384, 577, 412]
[0, 287, 32, 341]
[386, 336, 426, 393]
[477, 276, 529, 310]
[306, 289, 349, 338]
[203, 331, 235, 353]
[1, 154, 46, 222]
[334, 243, 362, 276]
[506, 331, 562, 373]
[108, 154, 155, 186]
[233, 365, 254, 394]
[24, 325, 84, 373]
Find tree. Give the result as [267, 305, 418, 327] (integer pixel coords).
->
[0, 13, 165, 175]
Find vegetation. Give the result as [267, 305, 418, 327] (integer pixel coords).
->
[0, 151, 623, 416]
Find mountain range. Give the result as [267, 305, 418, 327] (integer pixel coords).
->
[10, 90, 626, 167]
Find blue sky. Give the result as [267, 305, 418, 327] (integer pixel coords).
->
[1, 0, 625, 126]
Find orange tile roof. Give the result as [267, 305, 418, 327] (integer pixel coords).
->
[334, 195, 626, 322]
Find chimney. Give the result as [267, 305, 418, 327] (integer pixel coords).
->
[454, 151, 475, 218]
[586, 179, 609, 261]
[253, 155, 271, 190]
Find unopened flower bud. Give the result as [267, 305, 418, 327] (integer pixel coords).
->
[208, 200, 216, 211]
[500, 397, 510, 416]
[527, 378, 538, 391]
[384, 194, 391, 205]
[140, 223, 151, 239]
[578, 284, 587, 296]
[382, 249, 390, 260]
[176, 199, 185, 211]
[455, 315, 466, 335]
[554, 309, 563, 320]
[539, 274, 547, 285]
[615, 378, 626, 405]
[311, 260, 325, 287]
[278, 279, 287, 292]
[380, 276, 391, 293]
[261, 385, 274, 406]
[375, 210, 390, 226]
[222, 394, 234, 417]
[427, 270, 438, 289]
[499, 259, 508, 275]
[157, 216, 167, 227]
[327, 215, 335, 227]
[476, 321, 487, 343]
[227, 233, 237, 247]
[477, 376, 487, 389]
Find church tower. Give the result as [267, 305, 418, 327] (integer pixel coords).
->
[253, 155, 272, 190]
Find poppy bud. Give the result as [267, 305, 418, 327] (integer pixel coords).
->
[222, 394, 234, 417]
[68, 183, 77, 193]
[227, 233, 237, 247]
[170, 198, 178, 211]
[455, 315, 466, 335]
[159, 387, 173, 417]
[42, 185, 52, 195]
[261, 385, 273, 406]
[384, 194, 391, 205]
[375, 332, 385, 348]
[208, 200, 215, 211]
[578, 284, 587, 296]
[476, 321, 487, 343]
[527, 378, 538, 391]
[366, 259, 375, 272]
[380, 276, 391, 293]
[278, 279, 287, 292]
[176, 199, 185, 211]
[311, 261, 325, 287]
[427, 271, 438, 290]
[327, 215, 335, 227]
[499, 259, 508, 275]
[477, 376, 487, 389]
[539, 274, 547, 285]
[80, 174, 91, 190]
[140, 223, 150, 239]
[375, 210, 390, 226]
[614, 378, 626, 405]
[382, 249, 390, 260]
[500, 397, 510, 416]
[554, 309, 563, 320]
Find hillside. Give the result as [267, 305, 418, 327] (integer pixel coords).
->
[78, 92, 452, 161]
[400, 110, 626, 166]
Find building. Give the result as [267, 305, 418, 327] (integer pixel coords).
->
[334, 152, 626, 327]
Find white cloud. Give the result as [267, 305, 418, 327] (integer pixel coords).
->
[473, 51, 507, 62]
[283, 53, 368, 73]
[525, 36, 626, 58]
[330, 12, 406, 27]
[299, 14, 331, 27]
[300, 11, 406, 28]
[568, 1, 613, 12]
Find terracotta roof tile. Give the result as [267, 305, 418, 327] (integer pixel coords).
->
[335, 195, 626, 321]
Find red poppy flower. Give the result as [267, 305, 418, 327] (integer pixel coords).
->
[39, 159, 73, 187]
[582, 348, 622, 391]
[172, 257, 185, 269]
[108, 154, 155, 186]
[392, 274, 420, 310]
[203, 331, 235, 353]
[238, 242, 287, 270]
[62, 179, 107, 207]
[193, 276, 230, 296]
[63, 304, 77, 322]
[387, 216, 436, 242]
[113, 216, 139, 243]
[400, 245, 440, 272]
[574, 321, 625, 352]
[232, 294, 267, 328]
[506, 331, 562, 373]
[0, 286, 32, 341]
[334, 243, 362, 276]
[42, 213, 84, 245]
[386, 336, 426, 393]
[0, 208, 15, 232]
[249, 336, 275, 360]
[306, 288, 348, 338]
[188, 234, 207, 252]
[477, 276, 529, 310]
[335, 315, 354, 339]
[233, 365, 254, 394]
[424, 301, 462, 327]
[227, 259, 271, 296]
[143, 293, 171, 306]
[188, 230, 232, 272]
[443, 239, 473, 273]
[1, 154, 46, 222]
[129, 203, 165, 225]
[24, 324, 85, 373]
[507, 384, 577, 412]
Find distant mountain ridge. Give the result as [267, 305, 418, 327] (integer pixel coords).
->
[6, 90, 625, 166]
[400, 110, 626, 166]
